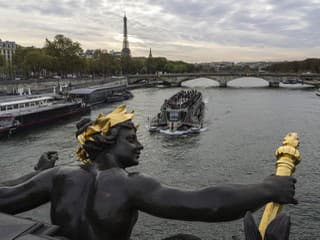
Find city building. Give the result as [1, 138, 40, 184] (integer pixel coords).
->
[110, 50, 122, 57]
[235, 61, 272, 72]
[83, 49, 96, 58]
[196, 61, 235, 72]
[0, 39, 16, 63]
[81, 49, 108, 58]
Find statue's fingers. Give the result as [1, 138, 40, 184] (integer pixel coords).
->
[47, 151, 58, 154]
[48, 151, 58, 155]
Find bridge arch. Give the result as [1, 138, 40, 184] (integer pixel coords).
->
[178, 77, 220, 87]
[226, 77, 270, 87]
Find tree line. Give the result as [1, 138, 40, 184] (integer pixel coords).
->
[267, 58, 320, 73]
[0, 34, 197, 80]
[2, 34, 318, 80]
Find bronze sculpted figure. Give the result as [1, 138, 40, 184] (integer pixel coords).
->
[0, 105, 297, 240]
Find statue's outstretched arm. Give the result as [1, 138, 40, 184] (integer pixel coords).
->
[0, 167, 58, 214]
[0, 152, 58, 187]
[129, 173, 296, 222]
[0, 172, 42, 187]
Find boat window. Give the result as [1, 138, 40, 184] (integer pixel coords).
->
[180, 112, 186, 120]
[168, 111, 179, 121]
[1, 106, 5, 111]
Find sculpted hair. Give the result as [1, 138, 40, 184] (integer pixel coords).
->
[76, 119, 136, 162]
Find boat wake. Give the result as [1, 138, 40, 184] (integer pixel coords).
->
[158, 127, 207, 136]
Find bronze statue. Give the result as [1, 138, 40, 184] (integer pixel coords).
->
[0, 105, 297, 240]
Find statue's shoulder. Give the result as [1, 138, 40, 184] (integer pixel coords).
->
[54, 165, 92, 178]
[128, 171, 150, 178]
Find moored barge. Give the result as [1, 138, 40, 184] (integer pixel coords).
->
[68, 76, 133, 106]
[0, 96, 90, 137]
[149, 89, 205, 135]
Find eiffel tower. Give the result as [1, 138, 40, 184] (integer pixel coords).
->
[121, 13, 131, 56]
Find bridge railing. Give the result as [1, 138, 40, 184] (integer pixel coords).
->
[127, 72, 320, 78]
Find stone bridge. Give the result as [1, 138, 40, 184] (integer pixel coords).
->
[127, 72, 320, 87]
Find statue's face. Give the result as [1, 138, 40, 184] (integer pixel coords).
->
[112, 127, 143, 168]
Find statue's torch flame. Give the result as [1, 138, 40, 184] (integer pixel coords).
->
[258, 132, 301, 239]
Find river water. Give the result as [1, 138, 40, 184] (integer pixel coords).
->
[0, 78, 319, 239]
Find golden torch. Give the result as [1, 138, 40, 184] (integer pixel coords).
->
[258, 132, 301, 239]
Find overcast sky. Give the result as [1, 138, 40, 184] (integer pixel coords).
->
[1, 0, 320, 62]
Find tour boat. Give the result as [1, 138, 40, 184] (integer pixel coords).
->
[0, 96, 90, 137]
[148, 89, 205, 135]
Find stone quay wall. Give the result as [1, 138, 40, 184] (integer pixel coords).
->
[0, 78, 111, 95]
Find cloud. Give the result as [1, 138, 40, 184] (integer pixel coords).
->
[0, 0, 319, 62]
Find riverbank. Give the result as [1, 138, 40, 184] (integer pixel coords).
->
[0, 77, 152, 96]
[0, 77, 126, 95]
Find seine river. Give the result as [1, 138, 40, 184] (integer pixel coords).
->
[0, 78, 319, 239]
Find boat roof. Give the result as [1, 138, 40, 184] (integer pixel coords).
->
[0, 96, 53, 107]
[70, 84, 126, 95]
[70, 77, 127, 95]
[68, 86, 116, 94]
[69, 88, 98, 94]
[0, 93, 56, 103]
[1, 101, 79, 116]
[167, 89, 202, 108]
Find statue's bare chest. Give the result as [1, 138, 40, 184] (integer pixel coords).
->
[90, 172, 137, 231]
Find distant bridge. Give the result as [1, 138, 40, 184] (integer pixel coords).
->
[127, 72, 320, 87]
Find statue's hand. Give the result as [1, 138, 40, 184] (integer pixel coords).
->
[34, 151, 58, 171]
[263, 175, 297, 204]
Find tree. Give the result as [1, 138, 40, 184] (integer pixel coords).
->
[121, 54, 133, 74]
[24, 49, 58, 78]
[267, 58, 320, 73]
[12, 46, 57, 79]
[44, 34, 84, 76]
[131, 58, 145, 74]
[164, 60, 193, 73]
